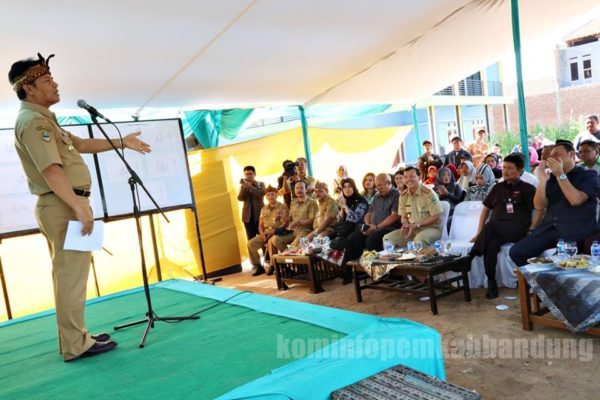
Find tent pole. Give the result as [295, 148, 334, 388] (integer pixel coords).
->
[298, 105, 313, 176]
[511, 0, 530, 171]
[412, 105, 422, 159]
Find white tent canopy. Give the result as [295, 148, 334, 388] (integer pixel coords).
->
[1, 0, 598, 117]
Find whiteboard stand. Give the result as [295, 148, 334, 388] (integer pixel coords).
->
[87, 116, 198, 348]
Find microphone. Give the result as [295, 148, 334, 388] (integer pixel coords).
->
[77, 99, 112, 123]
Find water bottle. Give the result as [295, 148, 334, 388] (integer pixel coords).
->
[434, 240, 443, 255]
[383, 238, 394, 253]
[591, 241, 600, 265]
[556, 239, 566, 260]
[407, 240, 415, 252]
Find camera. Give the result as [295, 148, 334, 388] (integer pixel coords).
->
[240, 178, 247, 184]
[282, 160, 296, 177]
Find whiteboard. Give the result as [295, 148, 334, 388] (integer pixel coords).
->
[90, 119, 192, 217]
[0, 118, 192, 237]
[0, 125, 103, 236]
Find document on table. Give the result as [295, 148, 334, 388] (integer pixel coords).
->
[63, 220, 104, 251]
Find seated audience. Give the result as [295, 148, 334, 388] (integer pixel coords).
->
[383, 167, 443, 248]
[435, 166, 463, 217]
[343, 173, 401, 266]
[469, 153, 540, 298]
[445, 163, 461, 181]
[393, 169, 405, 191]
[247, 186, 288, 276]
[424, 166, 438, 185]
[464, 164, 496, 201]
[306, 182, 339, 242]
[510, 140, 600, 266]
[484, 153, 503, 180]
[269, 181, 317, 259]
[457, 160, 475, 190]
[337, 178, 369, 225]
[362, 172, 377, 205]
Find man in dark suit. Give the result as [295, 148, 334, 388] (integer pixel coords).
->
[237, 165, 265, 239]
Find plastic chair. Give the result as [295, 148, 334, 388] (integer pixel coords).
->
[439, 201, 451, 242]
[447, 201, 484, 256]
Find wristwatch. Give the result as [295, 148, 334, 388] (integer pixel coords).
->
[559, 173, 567, 181]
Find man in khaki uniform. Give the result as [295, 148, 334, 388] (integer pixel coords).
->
[384, 167, 443, 248]
[306, 181, 339, 242]
[247, 186, 288, 276]
[9, 53, 150, 362]
[269, 181, 317, 252]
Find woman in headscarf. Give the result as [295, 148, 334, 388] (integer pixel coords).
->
[464, 164, 496, 201]
[445, 163, 461, 181]
[332, 165, 348, 199]
[484, 153, 503, 180]
[434, 166, 463, 216]
[457, 160, 475, 190]
[337, 178, 369, 225]
[424, 166, 438, 185]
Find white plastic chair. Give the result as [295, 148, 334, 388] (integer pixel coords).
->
[439, 201, 451, 242]
[447, 201, 484, 256]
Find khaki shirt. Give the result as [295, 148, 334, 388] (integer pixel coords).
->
[313, 195, 339, 230]
[259, 201, 288, 234]
[468, 141, 490, 167]
[286, 175, 317, 199]
[399, 184, 442, 229]
[289, 197, 318, 234]
[14, 101, 91, 195]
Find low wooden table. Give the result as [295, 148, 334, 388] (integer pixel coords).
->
[516, 269, 600, 336]
[349, 256, 472, 315]
[272, 254, 341, 294]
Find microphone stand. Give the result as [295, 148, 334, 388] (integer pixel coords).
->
[89, 115, 198, 348]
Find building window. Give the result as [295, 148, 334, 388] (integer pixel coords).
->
[570, 62, 579, 81]
[583, 58, 592, 79]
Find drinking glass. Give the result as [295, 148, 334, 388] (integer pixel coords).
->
[413, 241, 423, 253]
[444, 241, 452, 255]
[565, 242, 578, 259]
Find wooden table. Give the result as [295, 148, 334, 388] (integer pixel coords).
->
[272, 254, 341, 294]
[349, 256, 472, 315]
[516, 269, 600, 336]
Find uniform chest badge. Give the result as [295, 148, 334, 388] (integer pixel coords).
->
[41, 131, 51, 142]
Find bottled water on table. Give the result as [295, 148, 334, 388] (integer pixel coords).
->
[383, 238, 394, 253]
[591, 241, 600, 265]
[406, 240, 415, 252]
[434, 240, 443, 254]
[556, 239, 566, 260]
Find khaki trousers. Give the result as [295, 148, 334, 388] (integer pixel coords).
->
[269, 229, 309, 253]
[247, 235, 268, 266]
[383, 226, 442, 248]
[35, 194, 95, 361]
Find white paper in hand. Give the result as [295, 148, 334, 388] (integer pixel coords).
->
[64, 220, 104, 251]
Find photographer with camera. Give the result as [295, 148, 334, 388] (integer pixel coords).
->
[237, 165, 266, 240]
[277, 159, 296, 208]
[281, 157, 316, 201]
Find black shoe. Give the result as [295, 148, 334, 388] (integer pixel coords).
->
[266, 266, 274, 276]
[66, 340, 117, 362]
[485, 280, 499, 299]
[251, 265, 265, 276]
[91, 332, 111, 342]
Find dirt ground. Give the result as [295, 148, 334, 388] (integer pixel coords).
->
[215, 268, 599, 400]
